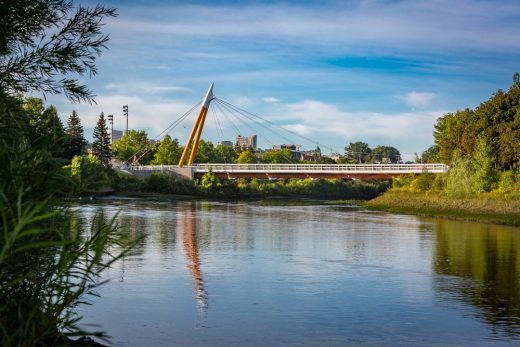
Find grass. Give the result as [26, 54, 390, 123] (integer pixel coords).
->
[363, 190, 520, 226]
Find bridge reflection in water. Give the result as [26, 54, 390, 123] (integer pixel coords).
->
[178, 206, 208, 314]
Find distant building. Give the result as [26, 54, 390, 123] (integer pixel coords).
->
[272, 144, 300, 151]
[329, 153, 341, 161]
[219, 140, 233, 148]
[109, 129, 123, 144]
[300, 150, 320, 162]
[236, 134, 257, 150]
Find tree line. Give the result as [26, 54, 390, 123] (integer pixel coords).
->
[395, 74, 520, 196]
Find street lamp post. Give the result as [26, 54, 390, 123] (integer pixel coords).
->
[107, 114, 114, 144]
[122, 105, 128, 133]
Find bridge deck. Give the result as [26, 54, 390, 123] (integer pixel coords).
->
[128, 163, 448, 180]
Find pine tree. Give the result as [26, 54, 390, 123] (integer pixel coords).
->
[92, 112, 112, 166]
[64, 110, 86, 160]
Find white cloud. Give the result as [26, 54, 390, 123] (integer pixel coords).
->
[272, 99, 445, 158]
[103, 83, 189, 95]
[398, 92, 437, 109]
[111, 1, 520, 53]
[263, 97, 281, 104]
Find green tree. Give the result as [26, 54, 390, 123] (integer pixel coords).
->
[369, 145, 401, 163]
[194, 139, 219, 163]
[235, 149, 257, 164]
[66, 154, 110, 193]
[24, 97, 66, 159]
[417, 145, 440, 163]
[112, 129, 153, 165]
[0, 1, 117, 103]
[446, 152, 475, 198]
[216, 144, 236, 163]
[200, 169, 221, 191]
[151, 135, 182, 165]
[434, 73, 520, 170]
[345, 141, 371, 163]
[261, 148, 296, 163]
[0, 2, 127, 345]
[92, 112, 112, 166]
[64, 110, 86, 161]
[316, 156, 337, 164]
[472, 135, 497, 193]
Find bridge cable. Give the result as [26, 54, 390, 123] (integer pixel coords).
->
[216, 98, 338, 154]
[209, 102, 229, 163]
[214, 99, 299, 164]
[213, 99, 292, 151]
[214, 99, 300, 163]
[122, 100, 202, 165]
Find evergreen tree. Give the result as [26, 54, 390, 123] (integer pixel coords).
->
[24, 97, 66, 159]
[92, 112, 111, 166]
[64, 110, 86, 160]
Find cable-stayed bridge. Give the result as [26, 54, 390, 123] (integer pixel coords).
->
[124, 84, 448, 180]
[127, 163, 448, 180]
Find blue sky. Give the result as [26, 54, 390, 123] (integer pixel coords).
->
[49, 0, 520, 160]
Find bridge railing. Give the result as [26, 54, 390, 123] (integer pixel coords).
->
[128, 163, 449, 173]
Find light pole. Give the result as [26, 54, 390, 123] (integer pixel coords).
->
[107, 114, 114, 144]
[122, 105, 128, 133]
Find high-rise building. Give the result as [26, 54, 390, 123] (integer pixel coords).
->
[109, 129, 123, 144]
[235, 134, 257, 150]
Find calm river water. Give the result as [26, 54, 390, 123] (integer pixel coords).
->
[74, 198, 520, 347]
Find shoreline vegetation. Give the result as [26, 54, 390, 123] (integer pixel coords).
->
[363, 190, 520, 227]
[108, 171, 520, 226]
[112, 172, 391, 200]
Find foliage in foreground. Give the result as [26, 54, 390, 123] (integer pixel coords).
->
[0, 1, 124, 345]
[0, 201, 130, 346]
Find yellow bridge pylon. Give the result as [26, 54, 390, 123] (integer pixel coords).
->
[178, 83, 214, 167]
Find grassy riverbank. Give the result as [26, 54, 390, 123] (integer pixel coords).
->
[364, 190, 520, 226]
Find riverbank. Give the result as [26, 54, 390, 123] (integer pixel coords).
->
[113, 173, 391, 200]
[363, 190, 520, 226]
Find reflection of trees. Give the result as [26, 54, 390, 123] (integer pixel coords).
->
[178, 204, 208, 314]
[434, 220, 520, 337]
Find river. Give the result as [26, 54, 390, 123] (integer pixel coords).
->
[73, 198, 520, 346]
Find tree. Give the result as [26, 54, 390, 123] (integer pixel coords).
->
[472, 135, 497, 193]
[417, 145, 440, 163]
[235, 149, 257, 164]
[194, 139, 219, 163]
[112, 129, 153, 165]
[216, 143, 236, 163]
[64, 110, 86, 160]
[434, 73, 520, 170]
[261, 149, 296, 163]
[0, 3, 125, 345]
[316, 156, 337, 164]
[345, 141, 371, 163]
[23, 97, 66, 159]
[0, 1, 117, 103]
[369, 145, 401, 163]
[92, 112, 111, 166]
[151, 135, 182, 165]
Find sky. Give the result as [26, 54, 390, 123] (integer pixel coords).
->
[48, 0, 520, 160]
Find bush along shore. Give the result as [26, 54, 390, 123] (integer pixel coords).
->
[113, 171, 391, 200]
[363, 173, 520, 226]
